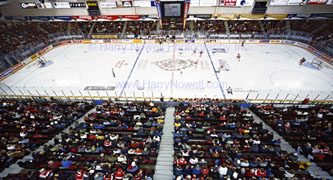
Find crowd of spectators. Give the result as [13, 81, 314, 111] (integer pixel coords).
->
[93, 22, 124, 34]
[262, 20, 287, 33]
[5, 102, 165, 180]
[0, 100, 93, 174]
[289, 20, 324, 34]
[194, 21, 226, 34]
[173, 101, 311, 179]
[125, 21, 157, 35]
[251, 104, 333, 175]
[0, 19, 332, 57]
[228, 20, 262, 34]
[0, 22, 50, 55]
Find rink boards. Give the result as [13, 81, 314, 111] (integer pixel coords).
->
[0, 39, 332, 103]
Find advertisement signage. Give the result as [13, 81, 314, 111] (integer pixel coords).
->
[70, 2, 87, 8]
[21, 2, 37, 9]
[53, 2, 71, 8]
[99, 1, 117, 8]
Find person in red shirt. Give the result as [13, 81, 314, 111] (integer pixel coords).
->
[246, 168, 255, 178]
[75, 170, 84, 180]
[255, 168, 266, 177]
[104, 173, 114, 180]
[115, 168, 124, 179]
[201, 166, 209, 176]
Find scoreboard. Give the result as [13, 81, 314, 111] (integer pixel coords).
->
[156, 0, 190, 30]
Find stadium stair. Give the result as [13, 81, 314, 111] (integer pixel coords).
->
[122, 22, 128, 34]
[153, 107, 175, 180]
[259, 21, 265, 33]
[249, 109, 332, 179]
[67, 22, 72, 32]
[156, 20, 161, 31]
[88, 21, 97, 35]
[224, 21, 230, 34]
[189, 21, 194, 31]
[286, 20, 291, 31]
[0, 106, 97, 178]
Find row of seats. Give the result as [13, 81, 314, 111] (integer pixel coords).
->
[5, 102, 165, 180]
[251, 104, 333, 175]
[0, 100, 93, 173]
[173, 101, 311, 179]
[1, 20, 332, 55]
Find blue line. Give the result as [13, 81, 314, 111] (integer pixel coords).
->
[119, 44, 145, 97]
[204, 42, 227, 100]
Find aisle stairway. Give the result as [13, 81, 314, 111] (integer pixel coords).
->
[153, 107, 175, 180]
[67, 22, 71, 32]
[0, 107, 97, 178]
[249, 109, 332, 179]
[88, 21, 97, 35]
[259, 20, 265, 33]
[224, 21, 230, 34]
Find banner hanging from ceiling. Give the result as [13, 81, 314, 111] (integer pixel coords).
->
[183, 0, 191, 29]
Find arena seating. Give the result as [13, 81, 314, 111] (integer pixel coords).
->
[1, 20, 333, 56]
[251, 104, 333, 176]
[93, 22, 124, 34]
[228, 20, 262, 34]
[173, 101, 311, 179]
[4, 102, 165, 180]
[126, 21, 157, 35]
[194, 21, 226, 33]
[262, 20, 287, 33]
[289, 20, 324, 33]
[0, 100, 93, 174]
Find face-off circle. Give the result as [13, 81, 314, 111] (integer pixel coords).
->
[153, 59, 196, 71]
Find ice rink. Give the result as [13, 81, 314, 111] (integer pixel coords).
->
[1, 42, 333, 101]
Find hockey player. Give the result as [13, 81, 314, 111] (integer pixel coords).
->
[193, 49, 196, 54]
[226, 87, 233, 95]
[199, 51, 203, 57]
[112, 68, 116, 78]
[38, 58, 46, 66]
[237, 53, 241, 61]
[241, 39, 245, 47]
[299, 57, 306, 65]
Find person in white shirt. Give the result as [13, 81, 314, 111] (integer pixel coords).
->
[218, 165, 228, 176]
[189, 157, 198, 165]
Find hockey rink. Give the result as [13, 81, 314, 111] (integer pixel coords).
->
[1, 42, 333, 101]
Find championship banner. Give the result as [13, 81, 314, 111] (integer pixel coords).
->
[155, 0, 162, 29]
[183, 0, 191, 29]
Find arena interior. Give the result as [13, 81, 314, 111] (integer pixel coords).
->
[0, 0, 332, 179]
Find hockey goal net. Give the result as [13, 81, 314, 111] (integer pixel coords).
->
[311, 58, 323, 69]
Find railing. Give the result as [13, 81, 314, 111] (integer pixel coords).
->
[0, 85, 331, 104]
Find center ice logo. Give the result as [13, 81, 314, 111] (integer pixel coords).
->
[153, 59, 197, 71]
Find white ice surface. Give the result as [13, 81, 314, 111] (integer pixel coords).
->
[1, 42, 333, 101]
